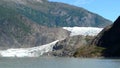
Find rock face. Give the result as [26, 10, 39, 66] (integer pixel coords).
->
[52, 35, 93, 57]
[92, 16, 120, 57]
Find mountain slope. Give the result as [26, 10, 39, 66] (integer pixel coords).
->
[0, 0, 112, 27]
[0, 0, 112, 49]
[0, 5, 69, 49]
[52, 35, 94, 57]
[73, 17, 120, 57]
[91, 16, 120, 57]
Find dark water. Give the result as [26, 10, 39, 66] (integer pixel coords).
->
[0, 57, 120, 68]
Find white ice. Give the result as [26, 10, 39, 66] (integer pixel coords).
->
[63, 27, 103, 36]
[0, 40, 59, 57]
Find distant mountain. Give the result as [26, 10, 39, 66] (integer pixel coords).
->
[0, 0, 112, 27]
[92, 16, 120, 57]
[0, 0, 112, 49]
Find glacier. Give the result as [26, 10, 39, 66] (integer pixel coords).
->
[63, 27, 103, 36]
[0, 27, 103, 57]
[0, 40, 59, 57]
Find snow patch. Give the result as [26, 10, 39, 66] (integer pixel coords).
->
[0, 40, 59, 57]
[63, 27, 103, 36]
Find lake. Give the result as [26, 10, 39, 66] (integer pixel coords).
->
[0, 57, 120, 68]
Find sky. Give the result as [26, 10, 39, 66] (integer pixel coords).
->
[49, 0, 120, 22]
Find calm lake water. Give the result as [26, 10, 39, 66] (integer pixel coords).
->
[0, 57, 120, 68]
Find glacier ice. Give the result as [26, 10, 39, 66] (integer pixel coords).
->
[63, 27, 103, 36]
[0, 40, 59, 57]
[0, 27, 103, 57]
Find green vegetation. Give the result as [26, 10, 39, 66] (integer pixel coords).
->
[0, 0, 112, 50]
[0, 6, 31, 39]
[0, 0, 112, 29]
[74, 45, 105, 57]
[15, 1, 112, 27]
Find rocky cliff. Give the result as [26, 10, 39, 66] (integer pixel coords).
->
[52, 35, 93, 57]
[92, 16, 120, 57]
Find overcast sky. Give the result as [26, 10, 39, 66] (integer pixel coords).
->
[49, 0, 120, 22]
